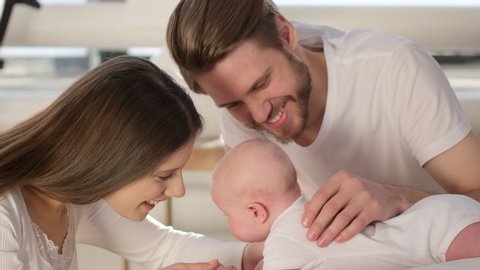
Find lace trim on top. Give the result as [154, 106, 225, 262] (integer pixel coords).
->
[31, 206, 74, 270]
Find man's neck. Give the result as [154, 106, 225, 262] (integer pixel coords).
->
[295, 47, 328, 147]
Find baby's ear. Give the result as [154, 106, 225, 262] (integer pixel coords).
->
[247, 202, 268, 224]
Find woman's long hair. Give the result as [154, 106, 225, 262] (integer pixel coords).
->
[0, 55, 203, 204]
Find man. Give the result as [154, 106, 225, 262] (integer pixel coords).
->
[166, 0, 480, 248]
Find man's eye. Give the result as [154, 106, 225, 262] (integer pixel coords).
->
[254, 73, 270, 91]
[255, 80, 266, 90]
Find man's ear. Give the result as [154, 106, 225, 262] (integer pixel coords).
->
[247, 202, 269, 224]
[276, 14, 297, 50]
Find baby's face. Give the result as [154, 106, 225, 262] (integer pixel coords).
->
[211, 140, 287, 242]
[212, 187, 259, 242]
[211, 165, 262, 242]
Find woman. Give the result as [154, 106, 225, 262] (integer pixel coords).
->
[0, 56, 261, 270]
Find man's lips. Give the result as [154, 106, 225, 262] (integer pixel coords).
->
[265, 101, 288, 129]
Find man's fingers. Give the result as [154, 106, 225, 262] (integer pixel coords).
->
[337, 196, 380, 243]
[319, 194, 385, 246]
[306, 189, 351, 241]
[302, 170, 409, 249]
[315, 197, 363, 246]
[302, 173, 345, 228]
[334, 214, 371, 244]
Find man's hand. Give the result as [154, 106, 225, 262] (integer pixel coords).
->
[161, 260, 236, 270]
[301, 171, 411, 247]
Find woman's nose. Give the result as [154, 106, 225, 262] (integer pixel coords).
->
[166, 176, 186, 198]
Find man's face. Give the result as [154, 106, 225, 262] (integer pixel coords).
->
[196, 41, 312, 144]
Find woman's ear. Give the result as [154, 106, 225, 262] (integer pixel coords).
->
[276, 14, 297, 50]
[247, 202, 269, 224]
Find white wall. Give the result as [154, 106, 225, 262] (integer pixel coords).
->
[3, 0, 480, 53]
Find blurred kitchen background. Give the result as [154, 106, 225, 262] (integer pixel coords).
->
[0, 0, 479, 269]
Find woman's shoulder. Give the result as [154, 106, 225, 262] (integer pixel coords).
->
[70, 199, 109, 214]
[70, 199, 117, 227]
[1, 188, 25, 217]
[0, 189, 27, 238]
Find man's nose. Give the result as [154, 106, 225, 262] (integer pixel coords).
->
[246, 97, 271, 124]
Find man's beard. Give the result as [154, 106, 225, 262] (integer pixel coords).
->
[246, 51, 312, 144]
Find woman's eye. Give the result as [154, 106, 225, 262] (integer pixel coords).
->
[157, 174, 173, 181]
[226, 102, 240, 109]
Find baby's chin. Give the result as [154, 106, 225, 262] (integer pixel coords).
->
[236, 234, 267, 243]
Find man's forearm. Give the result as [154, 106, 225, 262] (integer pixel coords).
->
[386, 184, 480, 213]
[462, 189, 480, 202]
[385, 183, 432, 213]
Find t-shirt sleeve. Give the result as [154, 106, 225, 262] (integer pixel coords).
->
[75, 200, 246, 269]
[220, 109, 266, 148]
[387, 41, 471, 166]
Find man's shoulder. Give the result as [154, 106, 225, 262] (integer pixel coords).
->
[293, 22, 415, 56]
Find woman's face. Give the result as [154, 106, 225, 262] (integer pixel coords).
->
[104, 139, 194, 221]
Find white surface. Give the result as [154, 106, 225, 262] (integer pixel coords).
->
[408, 258, 480, 270]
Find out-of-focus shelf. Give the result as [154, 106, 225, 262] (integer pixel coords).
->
[185, 143, 225, 171]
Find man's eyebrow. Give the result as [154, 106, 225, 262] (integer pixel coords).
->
[217, 67, 272, 108]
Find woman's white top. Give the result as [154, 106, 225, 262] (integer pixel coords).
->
[0, 188, 245, 269]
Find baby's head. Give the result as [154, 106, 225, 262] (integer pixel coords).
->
[211, 139, 300, 242]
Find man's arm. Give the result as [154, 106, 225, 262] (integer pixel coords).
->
[424, 131, 480, 200]
[302, 130, 480, 247]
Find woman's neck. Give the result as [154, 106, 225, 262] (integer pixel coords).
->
[21, 186, 70, 252]
[22, 186, 65, 212]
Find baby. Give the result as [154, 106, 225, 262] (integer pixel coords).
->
[211, 139, 480, 270]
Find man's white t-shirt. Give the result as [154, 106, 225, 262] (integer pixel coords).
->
[220, 23, 471, 199]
